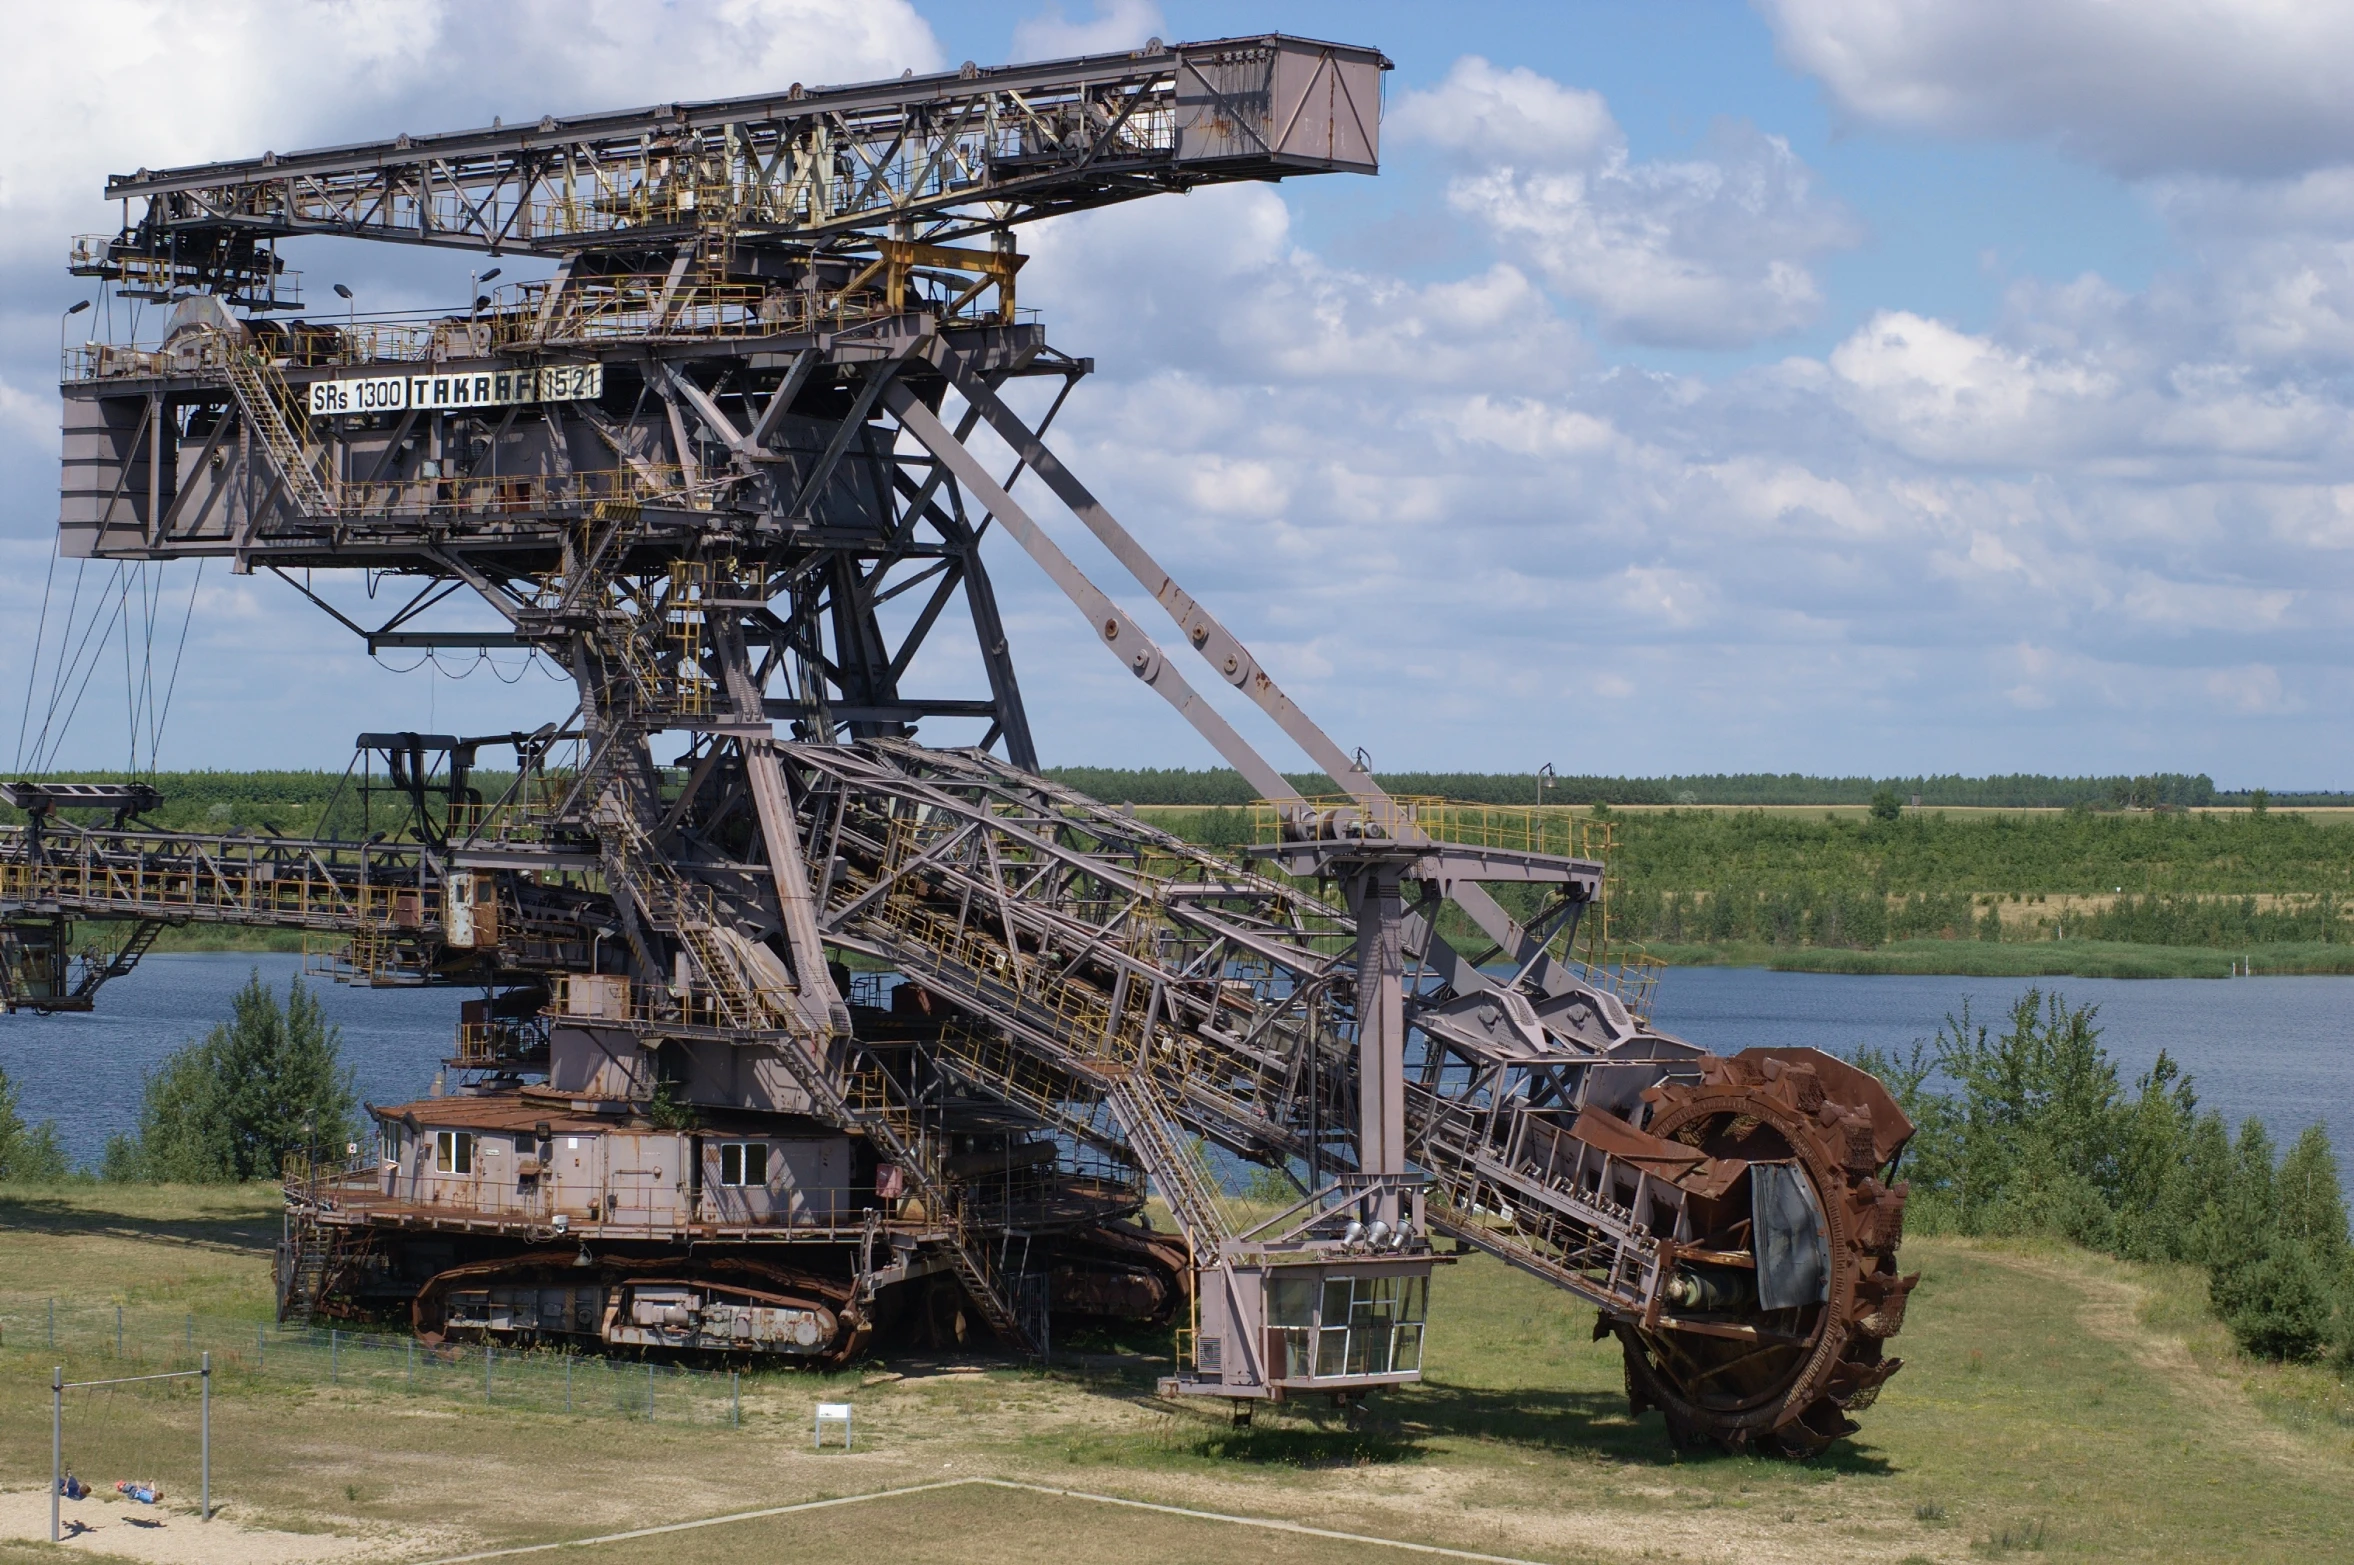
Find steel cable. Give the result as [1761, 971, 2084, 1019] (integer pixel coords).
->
[25, 560, 135, 775]
[12, 538, 62, 771]
[147, 559, 206, 774]
[40, 567, 136, 775]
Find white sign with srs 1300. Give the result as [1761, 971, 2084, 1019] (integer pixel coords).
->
[308, 363, 602, 417]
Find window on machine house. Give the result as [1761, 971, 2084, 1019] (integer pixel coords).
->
[717, 1141, 769, 1187]
[434, 1130, 475, 1174]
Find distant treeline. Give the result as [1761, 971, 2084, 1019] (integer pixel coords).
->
[0, 767, 516, 837]
[1600, 807, 2354, 898]
[1136, 803, 2354, 950]
[1046, 768, 2343, 809]
[1142, 803, 2354, 899]
[6, 766, 2347, 821]
[1539, 808, 2354, 951]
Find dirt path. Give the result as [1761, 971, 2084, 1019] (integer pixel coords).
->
[1982, 1247, 2336, 1474]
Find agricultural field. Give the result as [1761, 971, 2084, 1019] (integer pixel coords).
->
[1131, 802, 2354, 975]
[1, 1181, 2350, 1563]
[20, 770, 2354, 974]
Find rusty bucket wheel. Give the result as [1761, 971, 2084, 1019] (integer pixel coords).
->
[1619, 1048, 1917, 1458]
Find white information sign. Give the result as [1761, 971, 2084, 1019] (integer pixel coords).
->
[308, 363, 602, 418]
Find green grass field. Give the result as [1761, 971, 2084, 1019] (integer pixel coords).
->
[1, 1182, 2350, 1563]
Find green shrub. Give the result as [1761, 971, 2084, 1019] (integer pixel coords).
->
[1852, 989, 2354, 1367]
[104, 970, 358, 1183]
[0, 1064, 71, 1181]
[2213, 1239, 2337, 1362]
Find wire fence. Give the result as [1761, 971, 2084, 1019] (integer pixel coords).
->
[2, 1298, 758, 1427]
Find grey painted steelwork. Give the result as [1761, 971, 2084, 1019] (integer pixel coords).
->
[81, 35, 1386, 303]
[8, 29, 1917, 1452]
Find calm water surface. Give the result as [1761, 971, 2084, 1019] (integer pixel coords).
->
[4, 956, 2350, 1194]
[1651, 966, 2354, 1195]
[3, 953, 462, 1166]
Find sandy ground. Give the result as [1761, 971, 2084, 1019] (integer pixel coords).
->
[0, 1488, 434, 1563]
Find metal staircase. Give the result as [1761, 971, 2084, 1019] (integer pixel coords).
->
[1103, 1077, 1233, 1250]
[218, 345, 336, 516]
[70, 917, 166, 1003]
[592, 773, 1032, 1345]
[596, 805, 810, 1036]
[846, 1054, 1032, 1347]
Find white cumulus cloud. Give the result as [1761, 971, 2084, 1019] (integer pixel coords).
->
[0, 0, 941, 263]
[1009, 0, 1163, 62]
[1766, 0, 2354, 178]
[1825, 310, 2122, 464]
[1392, 58, 1857, 347]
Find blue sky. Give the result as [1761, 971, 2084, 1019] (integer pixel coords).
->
[5, 1, 2354, 788]
[949, 1, 2176, 366]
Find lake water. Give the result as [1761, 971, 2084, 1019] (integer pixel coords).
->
[2, 954, 464, 1168]
[3, 955, 2350, 1196]
[1650, 967, 2354, 1194]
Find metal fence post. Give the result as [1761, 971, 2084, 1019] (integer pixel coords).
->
[731, 1369, 739, 1428]
[51, 1365, 61, 1544]
[200, 1352, 211, 1523]
[258, 1322, 265, 1370]
[114, 1305, 122, 1359]
[647, 1360, 654, 1420]
[407, 1337, 414, 1388]
[330, 1326, 338, 1384]
[186, 1313, 194, 1360]
[47, 1298, 54, 1350]
[485, 1343, 494, 1404]
[564, 1352, 572, 1413]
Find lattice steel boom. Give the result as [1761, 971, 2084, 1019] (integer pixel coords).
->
[7, 29, 1915, 1454]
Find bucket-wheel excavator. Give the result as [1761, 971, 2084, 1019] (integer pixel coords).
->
[2, 31, 1912, 1453]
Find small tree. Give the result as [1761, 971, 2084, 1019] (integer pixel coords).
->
[2192, 1118, 2280, 1301]
[2274, 1125, 2351, 1279]
[2111, 1051, 2199, 1262]
[1934, 989, 2121, 1233]
[109, 970, 358, 1183]
[2215, 1238, 2335, 1362]
[2167, 1111, 2235, 1267]
[1868, 787, 1903, 823]
[0, 1064, 72, 1182]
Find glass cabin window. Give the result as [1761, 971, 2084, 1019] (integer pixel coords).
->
[434, 1131, 474, 1174]
[1268, 1274, 1316, 1326]
[1266, 1273, 1317, 1380]
[718, 1142, 769, 1187]
[1307, 1274, 1429, 1379]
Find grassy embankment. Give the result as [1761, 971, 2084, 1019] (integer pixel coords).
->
[0, 1180, 2351, 1562]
